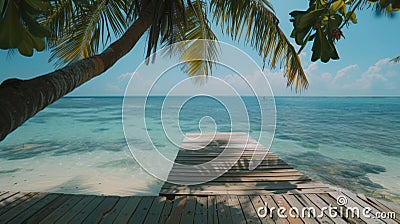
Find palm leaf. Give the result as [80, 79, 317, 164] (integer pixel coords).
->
[210, 0, 308, 90]
[365, 0, 400, 15]
[46, 0, 129, 66]
[146, 0, 219, 80]
[391, 56, 400, 63]
[168, 0, 219, 79]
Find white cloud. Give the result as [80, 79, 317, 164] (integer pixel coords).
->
[106, 84, 121, 92]
[343, 58, 392, 90]
[321, 72, 332, 81]
[118, 72, 138, 83]
[305, 63, 318, 74]
[119, 57, 400, 96]
[333, 64, 358, 84]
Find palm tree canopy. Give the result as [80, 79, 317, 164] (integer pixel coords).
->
[1, 0, 399, 90]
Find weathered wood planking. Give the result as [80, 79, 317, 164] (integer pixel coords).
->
[160, 132, 333, 196]
[0, 191, 398, 223]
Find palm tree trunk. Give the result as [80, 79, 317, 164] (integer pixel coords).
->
[0, 5, 154, 141]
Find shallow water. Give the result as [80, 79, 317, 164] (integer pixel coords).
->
[0, 97, 399, 203]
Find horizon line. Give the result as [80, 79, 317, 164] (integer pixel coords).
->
[64, 95, 400, 98]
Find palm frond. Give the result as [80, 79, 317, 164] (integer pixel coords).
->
[364, 0, 400, 15]
[210, 0, 308, 90]
[391, 56, 400, 63]
[170, 0, 219, 79]
[145, 0, 187, 60]
[146, 0, 219, 79]
[46, 0, 129, 66]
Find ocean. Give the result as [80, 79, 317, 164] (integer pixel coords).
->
[0, 96, 399, 203]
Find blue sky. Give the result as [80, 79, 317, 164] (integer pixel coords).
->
[1, 0, 399, 96]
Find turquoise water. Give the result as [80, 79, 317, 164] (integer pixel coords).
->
[0, 97, 399, 202]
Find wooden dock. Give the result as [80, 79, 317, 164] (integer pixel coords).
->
[0, 132, 398, 223]
[160, 132, 332, 196]
[0, 190, 399, 223]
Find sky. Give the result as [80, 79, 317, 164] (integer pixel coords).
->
[1, 0, 400, 96]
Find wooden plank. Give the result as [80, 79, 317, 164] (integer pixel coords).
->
[180, 196, 197, 224]
[175, 153, 279, 157]
[237, 195, 261, 223]
[171, 163, 289, 168]
[166, 196, 186, 224]
[170, 165, 294, 171]
[227, 195, 246, 224]
[260, 195, 288, 224]
[340, 191, 397, 224]
[174, 155, 280, 159]
[282, 194, 319, 224]
[55, 195, 96, 224]
[178, 150, 276, 154]
[67, 196, 105, 223]
[25, 194, 71, 224]
[184, 134, 249, 138]
[8, 193, 60, 224]
[373, 198, 400, 214]
[162, 180, 327, 187]
[0, 193, 47, 223]
[303, 194, 347, 224]
[216, 195, 233, 223]
[362, 196, 400, 223]
[0, 192, 35, 215]
[144, 197, 166, 224]
[272, 194, 303, 224]
[160, 188, 333, 196]
[99, 197, 130, 224]
[168, 175, 312, 183]
[162, 181, 329, 191]
[173, 159, 280, 163]
[159, 197, 174, 224]
[175, 152, 278, 156]
[83, 196, 119, 223]
[167, 176, 310, 182]
[207, 196, 218, 224]
[293, 193, 335, 224]
[181, 140, 257, 144]
[128, 196, 154, 223]
[171, 160, 288, 165]
[38, 195, 83, 223]
[182, 136, 255, 140]
[168, 171, 295, 177]
[186, 131, 247, 135]
[179, 145, 267, 150]
[327, 191, 385, 224]
[112, 197, 141, 223]
[316, 193, 366, 224]
[194, 196, 208, 224]
[249, 195, 275, 224]
[175, 154, 281, 158]
[168, 170, 302, 176]
[160, 186, 331, 194]
[0, 192, 16, 202]
[0, 193, 37, 217]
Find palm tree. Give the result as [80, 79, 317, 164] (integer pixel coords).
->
[0, 0, 309, 141]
